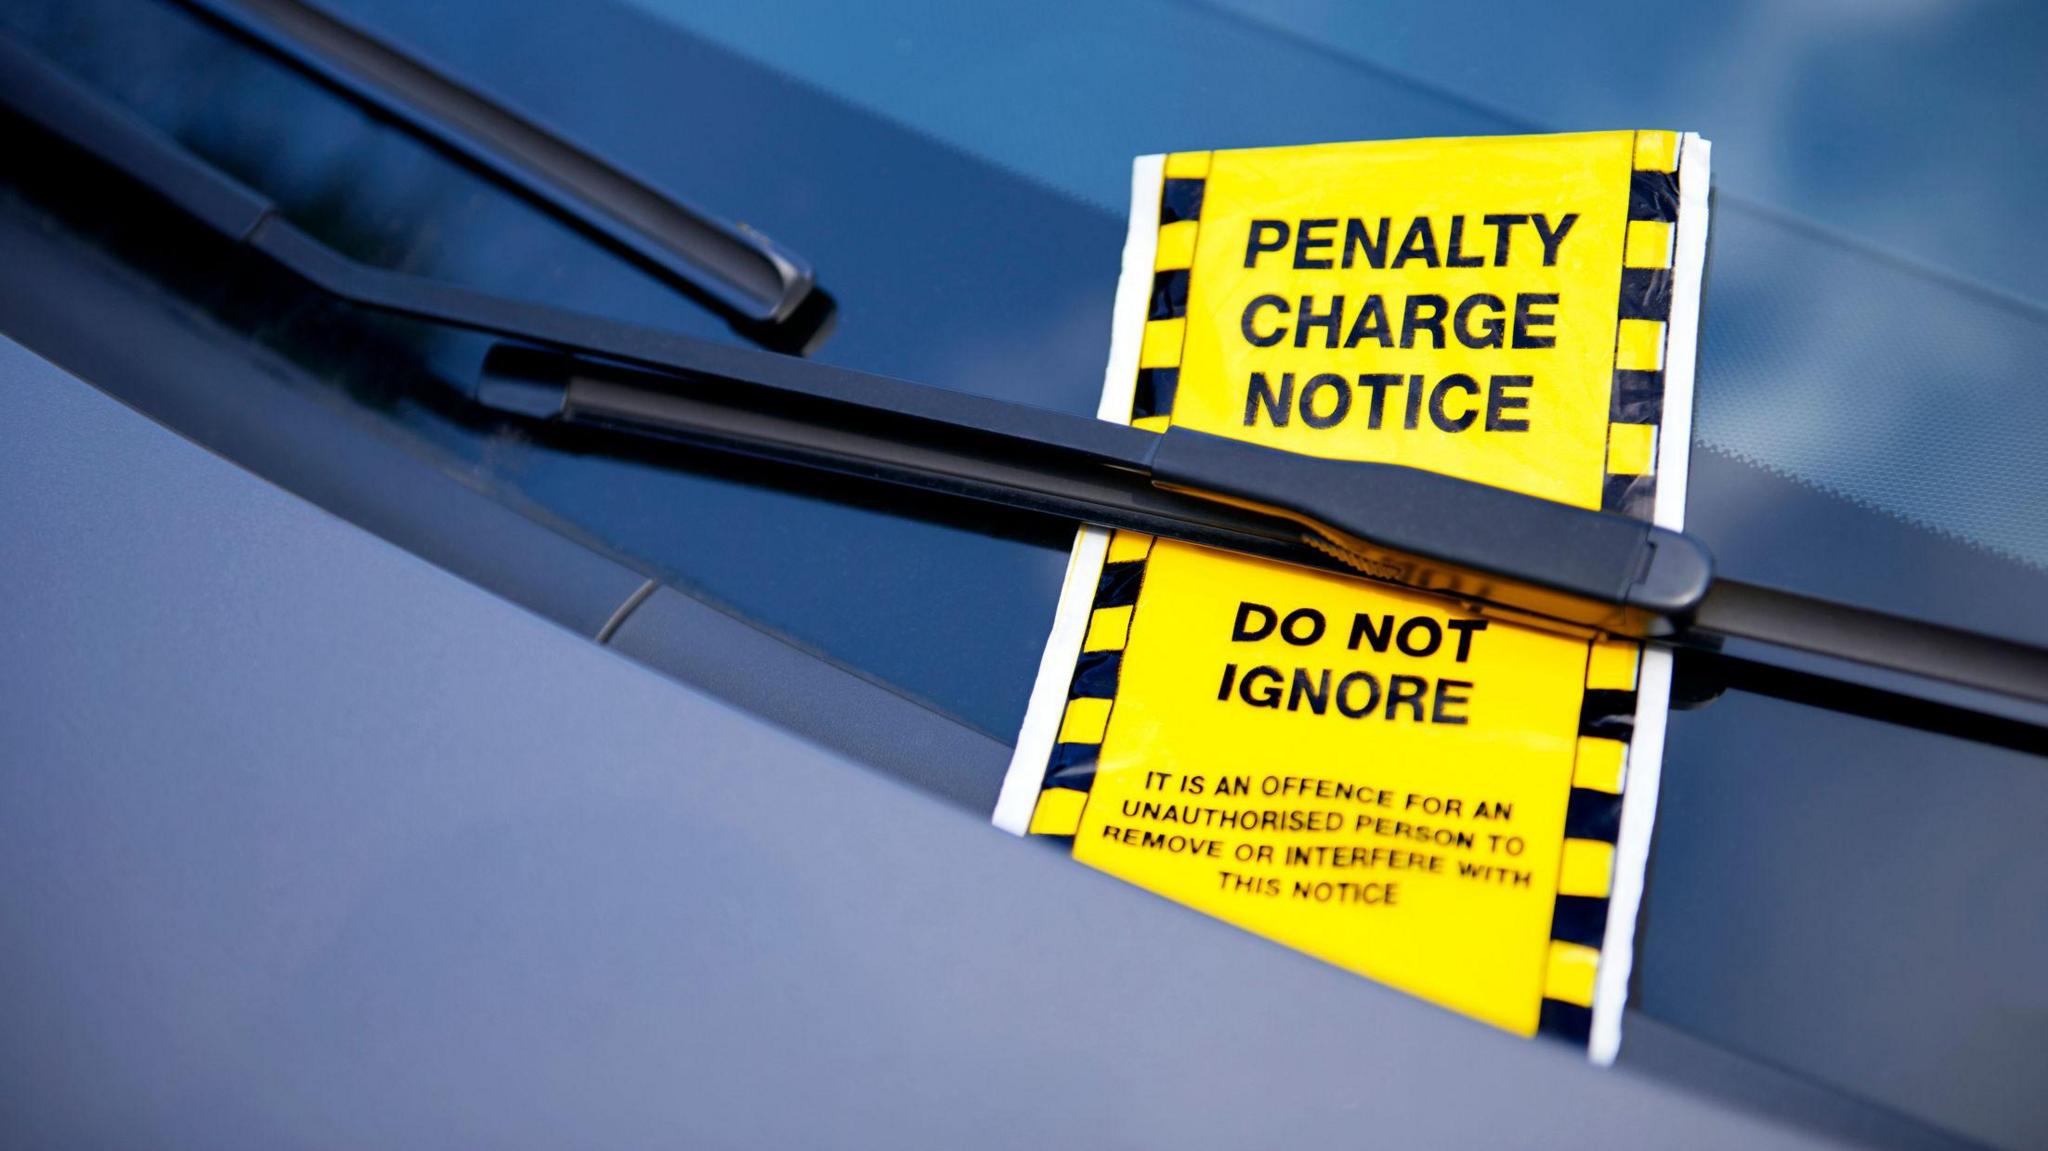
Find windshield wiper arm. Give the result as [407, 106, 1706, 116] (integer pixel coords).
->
[172, 0, 832, 351]
[8, 29, 2048, 726]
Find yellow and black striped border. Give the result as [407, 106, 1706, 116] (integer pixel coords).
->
[1540, 129, 1687, 1046]
[1026, 150, 1212, 837]
[1026, 530, 1157, 839]
[1601, 130, 1681, 518]
[1132, 151, 1211, 432]
[1535, 635, 1639, 1043]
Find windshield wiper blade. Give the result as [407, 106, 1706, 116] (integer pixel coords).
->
[7, 29, 2048, 727]
[173, 0, 832, 351]
[476, 344, 2048, 718]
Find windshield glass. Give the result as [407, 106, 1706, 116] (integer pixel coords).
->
[4, 2, 2045, 1146]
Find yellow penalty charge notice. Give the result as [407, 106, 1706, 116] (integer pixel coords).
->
[995, 131, 1710, 1063]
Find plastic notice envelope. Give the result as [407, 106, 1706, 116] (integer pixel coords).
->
[996, 131, 1711, 1063]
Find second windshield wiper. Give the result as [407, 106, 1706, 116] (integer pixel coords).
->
[173, 0, 832, 350]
